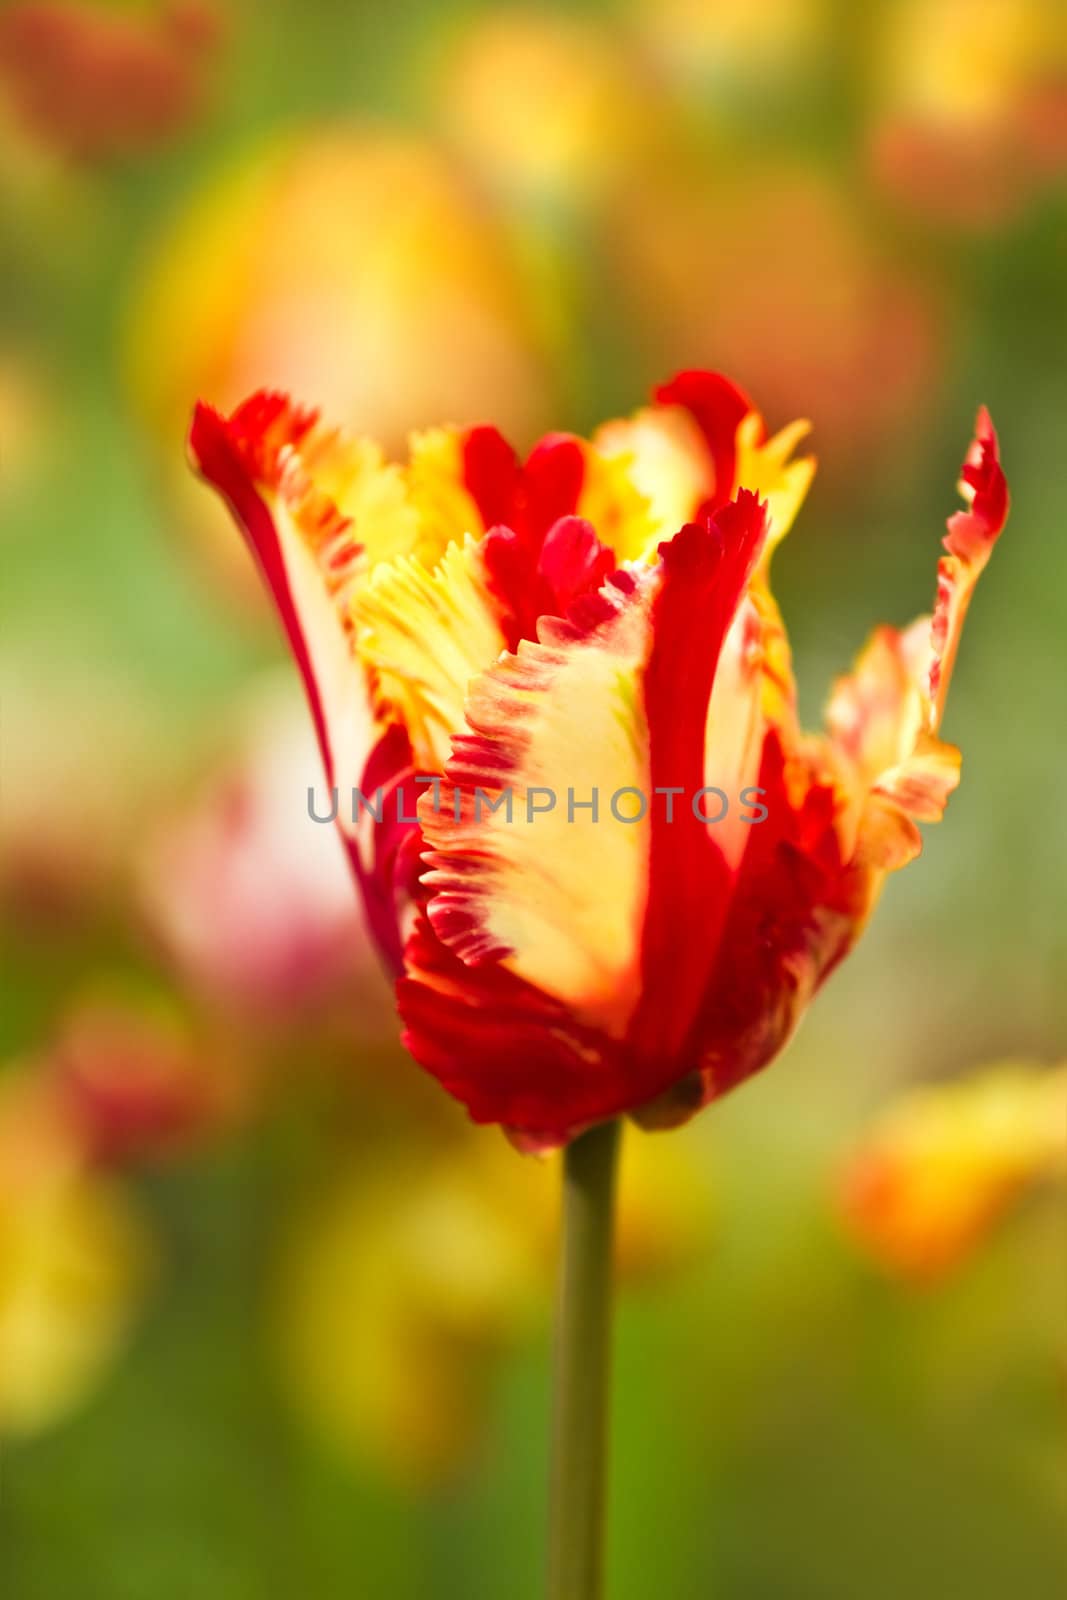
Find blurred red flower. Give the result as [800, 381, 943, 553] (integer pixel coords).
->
[0, 0, 219, 162]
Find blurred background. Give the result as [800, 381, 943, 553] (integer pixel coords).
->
[1, 0, 1065, 1595]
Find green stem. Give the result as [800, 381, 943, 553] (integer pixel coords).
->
[547, 1118, 621, 1600]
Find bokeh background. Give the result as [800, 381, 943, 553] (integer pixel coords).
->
[1, 1, 1065, 1595]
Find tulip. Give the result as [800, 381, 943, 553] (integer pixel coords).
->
[191, 368, 1008, 1596]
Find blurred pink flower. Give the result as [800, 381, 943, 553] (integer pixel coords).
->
[46, 990, 241, 1166]
[138, 680, 393, 1028]
[0, 1065, 153, 1435]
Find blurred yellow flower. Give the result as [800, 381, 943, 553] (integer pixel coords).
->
[431, 9, 657, 207]
[630, 0, 821, 99]
[0, 657, 168, 922]
[275, 1137, 541, 1485]
[275, 1123, 712, 1483]
[426, 9, 674, 384]
[838, 1063, 1067, 1282]
[126, 125, 554, 603]
[0, 1069, 153, 1435]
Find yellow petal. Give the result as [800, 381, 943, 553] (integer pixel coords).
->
[0, 1076, 152, 1436]
[192, 397, 490, 862]
[589, 404, 713, 558]
[735, 410, 816, 553]
[354, 536, 507, 771]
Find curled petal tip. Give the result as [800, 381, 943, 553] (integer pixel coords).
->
[947, 406, 1009, 558]
[926, 407, 1009, 728]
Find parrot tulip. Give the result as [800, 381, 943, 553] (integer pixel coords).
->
[190, 370, 1009, 1151]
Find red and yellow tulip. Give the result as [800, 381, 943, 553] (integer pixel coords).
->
[190, 370, 1009, 1151]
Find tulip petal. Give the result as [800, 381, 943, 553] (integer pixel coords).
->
[462, 425, 585, 539]
[637, 730, 865, 1121]
[420, 566, 655, 1035]
[588, 375, 815, 561]
[398, 908, 631, 1148]
[189, 395, 382, 839]
[354, 537, 507, 772]
[589, 404, 714, 557]
[189, 393, 475, 965]
[734, 411, 816, 553]
[463, 429, 603, 648]
[827, 410, 1007, 864]
[627, 496, 770, 1063]
[927, 406, 1009, 729]
[482, 513, 617, 651]
[653, 369, 753, 506]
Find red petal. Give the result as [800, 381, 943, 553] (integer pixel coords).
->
[189, 396, 412, 968]
[660, 730, 869, 1112]
[627, 492, 769, 1066]
[189, 397, 342, 775]
[398, 909, 632, 1149]
[928, 407, 1009, 724]
[653, 370, 755, 509]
